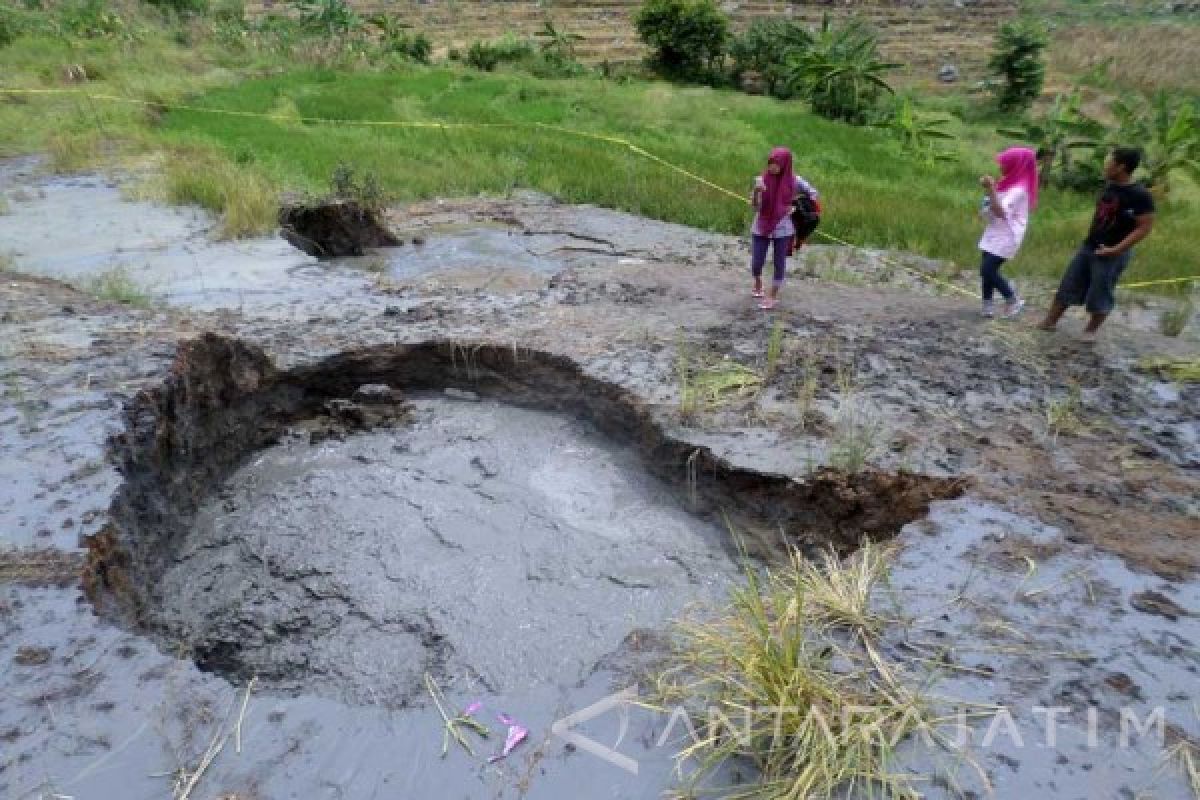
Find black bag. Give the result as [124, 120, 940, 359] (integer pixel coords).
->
[791, 191, 820, 240]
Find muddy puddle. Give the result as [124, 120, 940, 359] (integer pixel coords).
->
[0, 160, 356, 315]
[338, 227, 562, 280]
[0, 162, 652, 319]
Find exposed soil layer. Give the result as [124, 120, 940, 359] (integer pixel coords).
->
[280, 200, 401, 258]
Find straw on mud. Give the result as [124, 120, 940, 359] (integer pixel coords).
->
[693, 362, 762, 405]
[1019, 567, 1093, 600]
[235, 676, 257, 755]
[425, 673, 488, 758]
[1165, 739, 1200, 799]
[175, 694, 237, 800]
[657, 541, 938, 799]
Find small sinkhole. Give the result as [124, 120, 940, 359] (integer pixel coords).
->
[85, 334, 965, 707]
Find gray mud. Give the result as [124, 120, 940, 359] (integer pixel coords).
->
[2, 166, 1199, 799]
[0, 159, 359, 315]
[169, 394, 740, 704]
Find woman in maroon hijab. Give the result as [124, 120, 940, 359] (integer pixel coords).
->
[750, 147, 797, 310]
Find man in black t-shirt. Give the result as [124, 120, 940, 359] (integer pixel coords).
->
[1038, 147, 1156, 338]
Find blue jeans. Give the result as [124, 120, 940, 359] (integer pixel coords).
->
[1055, 246, 1132, 314]
[980, 251, 1015, 303]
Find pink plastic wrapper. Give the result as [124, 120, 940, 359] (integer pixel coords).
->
[488, 713, 528, 763]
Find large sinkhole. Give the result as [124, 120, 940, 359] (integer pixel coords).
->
[85, 334, 965, 707]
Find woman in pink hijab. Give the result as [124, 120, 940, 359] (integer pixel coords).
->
[978, 146, 1038, 318]
[750, 147, 799, 310]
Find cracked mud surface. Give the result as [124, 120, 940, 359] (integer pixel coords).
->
[1, 163, 1198, 799]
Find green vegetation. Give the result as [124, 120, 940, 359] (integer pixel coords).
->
[164, 150, 277, 237]
[0, 0, 1196, 292]
[729, 19, 811, 99]
[154, 69, 1195, 285]
[83, 266, 157, 307]
[633, 0, 728, 82]
[987, 20, 1048, 113]
[784, 16, 897, 125]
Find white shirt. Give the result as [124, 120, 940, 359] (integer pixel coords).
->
[978, 187, 1029, 260]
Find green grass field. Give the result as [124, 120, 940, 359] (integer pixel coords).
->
[155, 68, 1198, 287]
[2, 7, 1196, 290]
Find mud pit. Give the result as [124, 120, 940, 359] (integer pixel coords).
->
[87, 335, 961, 706]
[150, 396, 742, 704]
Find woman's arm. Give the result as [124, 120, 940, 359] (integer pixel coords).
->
[981, 176, 1005, 220]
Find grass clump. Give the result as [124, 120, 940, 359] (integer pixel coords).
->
[658, 542, 934, 799]
[828, 368, 885, 472]
[1136, 356, 1200, 383]
[83, 266, 157, 307]
[1044, 381, 1085, 439]
[677, 338, 763, 421]
[165, 152, 277, 238]
[46, 131, 107, 174]
[796, 356, 821, 432]
[1159, 299, 1194, 338]
[764, 319, 785, 379]
[693, 362, 762, 405]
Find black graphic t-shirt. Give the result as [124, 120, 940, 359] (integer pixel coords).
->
[1084, 182, 1155, 248]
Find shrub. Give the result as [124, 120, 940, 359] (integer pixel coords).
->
[466, 40, 501, 71]
[368, 14, 431, 63]
[785, 16, 896, 124]
[729, 19, 811, 98]
[529, 51, 589, 79]
[880, 96, 957, 164]
[407, 31, 431, 64]
[144, 0, 208, 14]
[59, 0, 126, 38]
[536, 18, 583, 63]
[1, 6, 20, 47]
[329, 162, 386, 212]
[634, 0, 728, 82]
[465, 34, 534, 72]
[988, 21, 1047, 112]
[290, 0, 359, 35]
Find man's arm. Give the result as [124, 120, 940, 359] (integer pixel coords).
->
[1095, 213, 1154, 257]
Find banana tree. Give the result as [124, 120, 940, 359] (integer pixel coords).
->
[881, 96, 957, 163]
[1112, 92, 1200, 197]
[784, 16, 898, 125]
[999, 89, 1104, 189]
[536, 18, 584, 62]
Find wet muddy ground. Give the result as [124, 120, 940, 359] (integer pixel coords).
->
[1, 161, 1198, 799]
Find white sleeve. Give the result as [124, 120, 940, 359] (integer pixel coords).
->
[795, 176, 818, 198]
